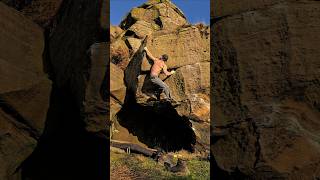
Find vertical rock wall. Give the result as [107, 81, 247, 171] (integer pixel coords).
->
[110, 0, 210, 154]
[212, 0, 320, 178]
[0, 2, 51, 179]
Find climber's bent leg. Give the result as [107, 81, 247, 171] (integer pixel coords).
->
[162, 83, 171, 99]
[150, 76, 171, 99]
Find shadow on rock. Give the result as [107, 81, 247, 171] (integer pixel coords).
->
[20, 84, 108, 180]
[116, 101, 196, 152]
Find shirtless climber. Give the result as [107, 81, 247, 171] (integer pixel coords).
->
[144, 47, 175, 101]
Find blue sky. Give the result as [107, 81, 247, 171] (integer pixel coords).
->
[110, 0, 210, 26]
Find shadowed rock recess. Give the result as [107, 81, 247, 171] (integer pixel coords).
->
[0, 0, 108, 179]
[212, 0, 320, 179]
[110, 0, 210, 154]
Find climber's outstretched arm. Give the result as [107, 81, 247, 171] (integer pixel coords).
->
[144, 47, 157, 61]
[163, 64, 175, 76]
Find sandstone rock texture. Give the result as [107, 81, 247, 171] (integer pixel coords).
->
[1, 0, 108, 179]
[212, 0, 320, 178]
[1, 0, 63, 28]
[0, 2, 51, 179]
[110, 0, 210, 154]
[45, 0, 108, 137]
[0, 0, 31, 10]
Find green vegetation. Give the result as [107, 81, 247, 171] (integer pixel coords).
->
[110, 151, 210, 180]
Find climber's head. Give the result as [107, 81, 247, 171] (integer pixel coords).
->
[160, 54, 169, 62]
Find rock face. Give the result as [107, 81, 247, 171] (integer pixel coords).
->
[0, 2, 51, 179]
[110, 0, 210, 154]
[18, 0, 108, 179]
[84, 42, 108, 134]
[0, 0, 31, 10]
[1, 0, 64, 28]
[212, 0, 320, 178]
[1, 0, 108, 179]
[44, 0, 108, 137]
[21, 0, 63, 28]
[120, 0, 187, 32]
[110, 25, 123, 42]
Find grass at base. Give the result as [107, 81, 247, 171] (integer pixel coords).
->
[110, 151, 210, 180]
